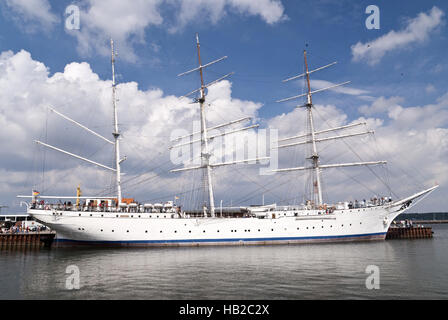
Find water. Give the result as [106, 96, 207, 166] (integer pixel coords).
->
[1, 224, 448, 299]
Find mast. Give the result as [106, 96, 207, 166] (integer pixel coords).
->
[304, 50, 323, 205]
[172, 33, 269, 217]
[111, 39, 123, 205]
[274, 49, 387, 208]
[196, 33, 216, 217]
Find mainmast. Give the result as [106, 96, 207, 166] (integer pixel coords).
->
[111, 39, 123, 204]
[171, 33, 269, 217]
[196, 33, 216, 217]
[274, 49, 387, 207]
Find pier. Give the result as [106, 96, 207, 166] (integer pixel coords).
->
[386, 225, 433, 240]
[0, 231, 56, 248]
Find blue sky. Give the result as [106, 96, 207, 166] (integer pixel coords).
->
[0, 0, 447, 212]
[1, 0, 446, 119]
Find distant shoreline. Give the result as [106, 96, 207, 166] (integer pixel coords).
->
[396, 212, 448, 224]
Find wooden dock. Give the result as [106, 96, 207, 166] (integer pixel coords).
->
[0, 231, 56, 248]
[386, 226, 433, 240]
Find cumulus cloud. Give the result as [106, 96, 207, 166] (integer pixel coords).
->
[0, 50, 265, 209]
[67, 0, 286, 61]
[351, 6, 445, 65]
[265, 96, 447, 211]
[4, 0, 59, 32]
[1, 50, 445, 212]
[168, 0, 287, 32]
[358, 96, 404, 116]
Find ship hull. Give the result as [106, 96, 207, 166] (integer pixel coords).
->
[28, 203, 406, 247]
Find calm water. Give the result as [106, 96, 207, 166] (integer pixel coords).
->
[1, 224, 448, 300]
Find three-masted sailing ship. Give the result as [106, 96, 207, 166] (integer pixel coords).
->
[18, 37, 437, 246]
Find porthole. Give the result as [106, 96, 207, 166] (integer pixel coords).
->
[145, 231, 148, 233]
[126, 230, 129, 233]
[101, 214, 104, 217]
[203, 230, 205, 233]
[271, 229, 274, 231]
[189, 230, 191, 233]
[112, 230, 114, 232]
[90, 214, 92, 217]
[100, 229, 103, 232]
[160, 230, 162, 233]
[78, 214, 81, 217]
[258, 229, 261, 232]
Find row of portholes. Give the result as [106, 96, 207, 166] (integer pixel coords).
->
[78, 213, 170, 219]
[341, 209, 369, 213]
[91, 222, 363, 234]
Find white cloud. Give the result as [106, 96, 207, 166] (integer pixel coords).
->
[351, 6, 445, 65]
[266, 96, 448, 211]
[311, 79, 370, 96]
[1, 50, 446, 212]
[168, 0, 286, 32]
[4, 0, 59, 32]
[358, 96, 404, 116]
[68, 0, 286, 61]
[71, 0, 164, 62]
[0, 49, 264, 209]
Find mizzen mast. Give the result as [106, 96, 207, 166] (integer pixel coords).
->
[111, 38, 125, 205]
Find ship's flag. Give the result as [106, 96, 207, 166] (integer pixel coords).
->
[32, 190, 40, 196]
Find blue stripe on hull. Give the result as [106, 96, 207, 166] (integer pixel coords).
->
[54, 232, 387, 247]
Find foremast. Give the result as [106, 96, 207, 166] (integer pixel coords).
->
[303, 51, 323, 205]
[275, 50, 387, 207]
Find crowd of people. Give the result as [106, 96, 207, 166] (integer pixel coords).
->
[348, 196, 393, 209]
[0, 224, 47, 234]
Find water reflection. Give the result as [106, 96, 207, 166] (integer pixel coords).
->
[1, 225, 447, 299]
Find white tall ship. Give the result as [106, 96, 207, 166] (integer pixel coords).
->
[19, 37, 438, 246]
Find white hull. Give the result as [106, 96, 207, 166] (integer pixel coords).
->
[28, 203, 408, 247]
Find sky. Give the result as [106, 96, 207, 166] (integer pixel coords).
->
[0, 0, 447, 213]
